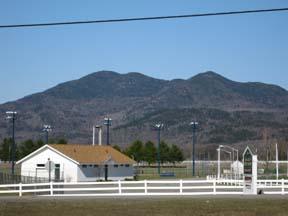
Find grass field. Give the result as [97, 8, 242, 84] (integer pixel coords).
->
[0, 196, 288, 216]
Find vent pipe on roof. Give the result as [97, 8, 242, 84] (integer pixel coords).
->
[93, 125, 95, 146]
[95, 125, 102, 146]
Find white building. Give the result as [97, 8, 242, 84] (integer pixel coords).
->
[16, 144, 135, 182]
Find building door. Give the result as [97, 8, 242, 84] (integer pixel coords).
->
[54, 164, 60, 181]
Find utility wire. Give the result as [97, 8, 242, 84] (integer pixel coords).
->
[0, 7, 288, 29]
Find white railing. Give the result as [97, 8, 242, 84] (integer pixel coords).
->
[0, 179, 241, 197]
[257, 179, 288, 195]
[0, 179, 287, 197]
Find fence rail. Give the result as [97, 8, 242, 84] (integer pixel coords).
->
[0, 179, 287, 197]
[0, 172, 50, 184]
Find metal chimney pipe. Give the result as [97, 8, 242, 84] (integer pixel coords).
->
[95, 125, 102, 146]
[92, 125, 95, 146]
[99, 127, 102, 146]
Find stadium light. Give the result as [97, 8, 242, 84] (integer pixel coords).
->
[43, 124, 52, 144]
[190, 121, 198, 177]
[155, 123, 164, 175]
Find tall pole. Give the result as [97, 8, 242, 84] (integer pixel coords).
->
[155, 123, 163, 175]
[45, 130, 48, 144]
[6, 111, 17, 177]
[107, 122, 109, 145]
[190, 121, 198, 177]
[236, 150, 239, 180]
[11, 113, 15, 176]
[157, 128, 161, 175]
[276, 143, 279, 180]
[217, 148, 221, 179]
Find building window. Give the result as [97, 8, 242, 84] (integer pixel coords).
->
[37, 164, 45, 168]
[120, 164, 124, 167]
[89, 164, 93, 167]
[125, 164, 130, 167]
[93, 165, 98, 168]
[82, 165, 87, 168]
[114, 164, 118, 168]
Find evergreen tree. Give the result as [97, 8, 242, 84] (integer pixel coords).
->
[0, 138, 12, 161]
[57, 138, 67, 144]
[169, 144, 184, 164]
[143, 141, 156, 165]
[159, 141, 170, 163]
[18, 139, 45, 159]
[35, 139, 44, 149]
[125, 140, 143, 163]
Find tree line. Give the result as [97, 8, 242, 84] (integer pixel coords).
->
[0, 137, 184, 164]
[114, 140, 184, 165]
[0, 138, 67, 161]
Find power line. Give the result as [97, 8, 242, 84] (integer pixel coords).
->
[0, 7, 288, 29]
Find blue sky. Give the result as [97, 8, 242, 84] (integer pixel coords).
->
[0, 0, 288, 104]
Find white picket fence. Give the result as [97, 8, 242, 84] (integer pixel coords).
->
[0, 179, 287, 197]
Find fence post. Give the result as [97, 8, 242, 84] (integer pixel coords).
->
[282, 178, 284, 195]
[50, 181, 53, 196]
[213, 178, 216, 195]
[144, 180, 148, 195]
[19, 183, 22, 197]
[118, 180, 122, 195]
[179, 179, 183, 195]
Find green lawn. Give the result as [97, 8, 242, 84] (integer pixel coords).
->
[136, 165, 220, 180]
[0, 196, 288, 216]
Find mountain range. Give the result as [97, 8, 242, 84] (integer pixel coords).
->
[0, 71, 287, 156]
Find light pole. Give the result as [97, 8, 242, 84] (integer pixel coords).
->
[104, 117, 112, 145]
[6, 111, 17, 176]
[217, 148, 221, 179]
[43, 125, 52, 144]
[190, 121, 198, 177]
[155, 123, 163, 175]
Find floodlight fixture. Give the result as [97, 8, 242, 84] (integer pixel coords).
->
[43, 124, 52, 144]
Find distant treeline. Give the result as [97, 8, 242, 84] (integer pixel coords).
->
[114, 140, 184, 164]
[0, 138, 183, 164]
[0, 138, 67, 161]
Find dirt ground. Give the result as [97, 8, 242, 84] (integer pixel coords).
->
[0, 195, 288, 216]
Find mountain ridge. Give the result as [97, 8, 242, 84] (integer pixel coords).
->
[0, 70, 287, 154]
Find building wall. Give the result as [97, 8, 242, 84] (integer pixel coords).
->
[108, 164, 134, 180]
[77, 164, 134, 181]
[20, 147, 78, 182]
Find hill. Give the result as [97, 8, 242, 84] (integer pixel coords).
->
[0, 71, 287, 157]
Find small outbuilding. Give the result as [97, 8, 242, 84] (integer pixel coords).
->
[231, 160, 244, 176]
[16, 144, 135, 182]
